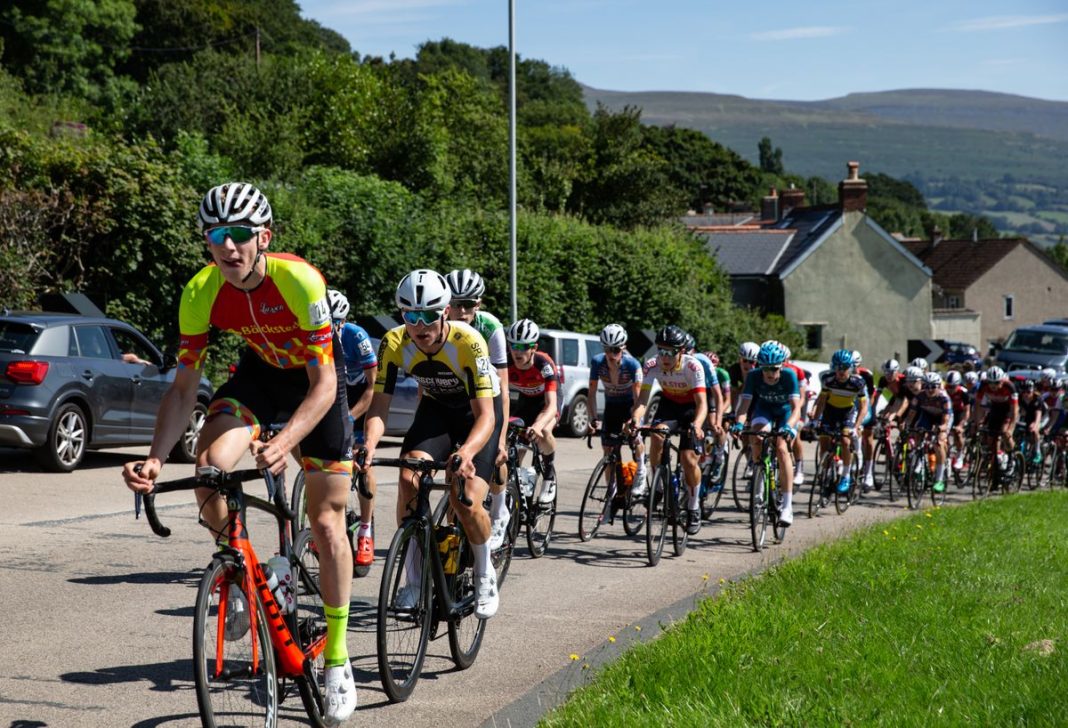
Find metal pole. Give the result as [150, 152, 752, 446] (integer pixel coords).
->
[508, 0, 518, 322]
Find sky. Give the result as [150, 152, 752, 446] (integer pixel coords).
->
[297, 0, 1068, 102]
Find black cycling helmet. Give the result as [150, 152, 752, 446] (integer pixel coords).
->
[655, 325, 687, 349]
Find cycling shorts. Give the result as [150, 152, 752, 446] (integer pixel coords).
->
[822, 405, 858, 433]
[984, 406, 1012, 434]
[402, 396, 503, 483]
[210, 346, 352, 473]
[513, 395, 554, 431]
[916, 411, 952, 432]
[600, 400, 633, 445]
[653, 398, 701, 452]
[751, 402, 792, 430]
[346, 381, 369, 434]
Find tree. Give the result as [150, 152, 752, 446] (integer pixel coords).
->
[758, 136, 783, 175]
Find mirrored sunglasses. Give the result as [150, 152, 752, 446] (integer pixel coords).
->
[511, 342, 536, 351]
[204, 225, 263, 245]
[762, 365, 782, 373]
[452, 299, 479, 310]
[657, 348, 679, 358]
[401, 309, 444, 326]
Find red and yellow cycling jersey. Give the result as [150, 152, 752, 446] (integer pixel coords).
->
[178, 253, 333, 370]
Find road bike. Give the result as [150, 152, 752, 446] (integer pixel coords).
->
[370, 455, 486, 703]
[807, 424, 861, 517]
[578, 429, 647, 541]
[697, 431, 730, 521]
[868, 418, 897, 493]
[141, 466, 330, 727]
[740, 429, 790, 552]
[500, 418, 557, 558]
[639, 421, 694, 566]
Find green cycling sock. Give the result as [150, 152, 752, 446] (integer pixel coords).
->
[323, 602, 350, 667]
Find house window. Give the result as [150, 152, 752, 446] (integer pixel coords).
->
[946, 295, 961, 309]
[802, 324, 824, 351]
[1003, 294, 1014, 320]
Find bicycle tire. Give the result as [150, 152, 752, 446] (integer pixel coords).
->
[622, 477, 648, 537]
[525, 471, 556, 558]
[906, 451, 925, 510]
[376, 522, 432, 703]
[446, 536, 487, 670]
[1004, 452, 1024, 494]
[578, 458, 612, 542]
[290, 469, 307, 542]
[971, 450, 992, 500]
[731, 451, 750, 511]
[871, 438, 892, 492]
[750, 465, 769, 552]
[702, 447, 729, 520]
[808, 454, 832, 518]
[771, 481, 786, 543]
[888, 447, 904, 502]
[292, 529, 329, 726]
[645, 465, 668, 566]
[492, 477, 520, 587]
[193, 559, 278, 728]
[671, 468, 688, 558]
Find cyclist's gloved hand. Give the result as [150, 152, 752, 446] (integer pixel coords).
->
[780, 424, 797, 441]
[730, 421, 744, 435]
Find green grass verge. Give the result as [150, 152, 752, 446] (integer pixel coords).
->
[542, 492, 1068, 727]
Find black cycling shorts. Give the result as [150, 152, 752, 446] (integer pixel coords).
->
[512, 395, 551, 430]
[402, 396, 503, 483]
[652, 398, 701, 452]
[210, 345, 353, 470]
[600, 400, 633, 444]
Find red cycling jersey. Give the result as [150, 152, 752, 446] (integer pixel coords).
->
[508, 352, 558, 398]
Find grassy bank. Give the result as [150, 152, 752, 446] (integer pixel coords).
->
[543, 492, 1068, 727]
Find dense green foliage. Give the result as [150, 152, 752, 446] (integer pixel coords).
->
[545, 492, 1068, 726]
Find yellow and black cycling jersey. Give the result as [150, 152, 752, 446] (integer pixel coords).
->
[818, 370, 869, 411]
[374, 321, 500, 408]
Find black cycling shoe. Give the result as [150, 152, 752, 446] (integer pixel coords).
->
[685, 509, 701, 535]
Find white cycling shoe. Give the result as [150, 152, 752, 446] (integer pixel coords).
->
[395, 583, 420, 610]
[538, 480, 557, 504]
[487, 510, 512, 551]
[778, 505, 794, 527]
[323, 659, 357, 726]
[475, 572, 499, 619]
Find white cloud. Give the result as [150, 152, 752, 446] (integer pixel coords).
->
[950, 14, 1068, 32]
[750, 26, 848, 41]
[311, 0, 468, 25]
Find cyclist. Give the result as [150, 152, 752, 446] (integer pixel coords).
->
[631, 325, 708, 535]
[782, 345, 809, 486]
[1038, 368, 1064, 411]
[883, 363, 920, 426]
[731, 340, 802, 526]
[810, 349, 869, 494]
[685, 333, 724, 440]
[707, 350, 733, 480]
[728, 342, 760, 411]
[362, 269, 502, 620]
[121, 183, 358, 723]
[972, 366, 1019, 476]
[876, 358, 903, 413]
[1017, 379, 1048, 464]
[587, 323, 647, 498]
[945, 370, 973, 472]
[851, 351, 878, 491]
[328, 289, 379, 573]
[506, 319, 560, 505]
[910, 357, 930, 372]
[903, 371, 953, 493]
[445, 269, 511, 551]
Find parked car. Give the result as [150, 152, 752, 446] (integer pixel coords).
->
[0, 311, 213, 471]
[368, 337, 419, 436]
[941, 340, 983, 369]
[992, 325, 1068, 375]
[535, 329, 605, 437]
[791, 360, 830, 419]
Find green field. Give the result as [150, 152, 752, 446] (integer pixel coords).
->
[543, 492, 1068, 727]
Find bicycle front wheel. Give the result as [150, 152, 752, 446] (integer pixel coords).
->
[750, 466, 769, 552]
[526, 472, 556, 558]
[671, 474, 688, 558]
[808, 455, 831, 518]
[193, 559, 278, 728]
[622, 479, 648, 536]
[905, 453, 925, 510]
[731, 451, 750, 511]
[578, 458, 612, 541]
[491, 476, 520, 587]
[377, 522, 432, 703]
[645, 466, 668, 566]
[871, 438, 892, 492]
[702, 448, 728, 520]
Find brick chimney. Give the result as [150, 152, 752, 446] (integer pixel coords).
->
[780, 184, 806, 215]
[761, 187, 779, 222]
[838, 161, 868, 212]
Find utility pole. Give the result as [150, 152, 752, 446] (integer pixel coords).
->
[508, 0, 517, 321]
[255, 26, 261, 67]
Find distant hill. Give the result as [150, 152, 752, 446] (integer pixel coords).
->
[582, 86, 1068, 245]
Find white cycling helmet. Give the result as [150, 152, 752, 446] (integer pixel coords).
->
[881, 358, 900, 376]
[198, 182, 272, 231]
[395, 269, 451, 311]
[739, 342, 760, 361]
[945, 370, 962, 386]
[1040, 367, 1057, 384]
[782, 344, 792, 360]
[600, 324, 628, 347]
[986, 366, 1006, 382]
[904, 366, 924, 382]
[445, 269, 485, 299]
[507, 319, 540, 345]
[909, 357, 929, 371]
[327, 289, 350, 321]
[964, 371, 979, 386]
[852, 350, 862, 367]
[923, 371, 942, 388]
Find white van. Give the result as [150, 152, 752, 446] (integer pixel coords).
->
[535, 329, 605, 436]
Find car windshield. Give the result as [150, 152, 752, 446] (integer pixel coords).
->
[0, 322, 39, 353]
[1002, 330, 1068, 355]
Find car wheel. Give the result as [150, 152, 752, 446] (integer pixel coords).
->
[566, 393, 589, 437]
[645, 394, 660, 424]
[35, 402, 88, 472]
[170, 402, 207, 463]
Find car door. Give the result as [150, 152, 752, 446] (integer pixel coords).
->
[72, 324, 133, 442]
[108, 325, 170, 440]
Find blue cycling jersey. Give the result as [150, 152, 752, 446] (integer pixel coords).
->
[740, 367, 800, 407]
[589, 352, 643, 403]
[693, 352, 719, 389]
[339, 322, 377, 386]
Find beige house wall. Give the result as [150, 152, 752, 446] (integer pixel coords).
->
[965, 244, 1068, 347]
[931, 310, 982, 347]
[783, 211, 932, 361]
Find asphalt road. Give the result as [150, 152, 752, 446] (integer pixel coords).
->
[0, 437, 973, 727]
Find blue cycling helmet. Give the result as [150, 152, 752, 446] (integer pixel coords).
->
[831, 349, 854, 369]
[757, 340, 788, 367]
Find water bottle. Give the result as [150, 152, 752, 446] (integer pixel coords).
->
[264, 555, 294, 614]
[997, 451, 1009, 471]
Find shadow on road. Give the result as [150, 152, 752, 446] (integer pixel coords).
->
[0, 448, 141, 474]
[69, 569, 202, 587]
[62, 659, 192, 692]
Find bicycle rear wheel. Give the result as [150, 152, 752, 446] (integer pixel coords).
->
[193, 559, 278, 728]
[492, 477, 520, 587]
[670, 473, 688, 557]
[750, 466, 769, 552]
[702, 448, 729, 520]
[971, 450, 992, 499]
[906, 453, 926, 510]
[578, 458, 612, 541]
[1004, 452, 1024, 494]
[731, 451, 750, 511]
[526, 472, 556, 558]
[376, 522, 432, 703]
[808, 455, 832, 518]
[291, 529, 329, 726]
[645, 466, 668, 566]
[871, 438, 892, 491]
